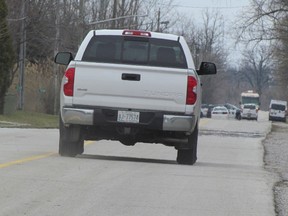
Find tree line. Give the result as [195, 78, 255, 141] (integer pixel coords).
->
[237, 0, 288, 105]
[0, 0, 287, 114]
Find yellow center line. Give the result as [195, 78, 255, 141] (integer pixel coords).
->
[199, 118, 210, 126]
[84, 140, 95, 145]
[0, 152, 56, 169]
[0, 140, 96, 169]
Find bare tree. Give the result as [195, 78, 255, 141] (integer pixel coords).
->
[4, 0, 191, 113]
[238, 45, 273, 100]
[236, 0, 288, 43]
[0, 0, 15, 114]
[177, 10, 228, 104]
[235, 0, 288, 102]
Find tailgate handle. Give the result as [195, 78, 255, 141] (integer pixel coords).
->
[122, 73, 141, 81]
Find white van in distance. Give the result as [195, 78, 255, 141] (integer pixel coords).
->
[269, 100, 287, 122]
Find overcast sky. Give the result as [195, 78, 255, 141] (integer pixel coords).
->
[172, 0, 251, 21]
[170, 0, 252, 64]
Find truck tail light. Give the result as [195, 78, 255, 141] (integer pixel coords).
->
[186, 76, 197, 105]
[63, 67, 75, 96]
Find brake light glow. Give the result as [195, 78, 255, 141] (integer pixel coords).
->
[122, 30, 151, 37]
[63, 67, 75, 96]
[186, 76, 197, 105]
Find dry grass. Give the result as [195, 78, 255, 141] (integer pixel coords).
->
[0, 111, 58, 128]
[10, 59, 64, 114]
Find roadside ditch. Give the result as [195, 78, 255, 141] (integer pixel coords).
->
[263, 123, 288, 216]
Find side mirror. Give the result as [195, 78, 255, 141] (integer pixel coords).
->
[54, 52, 74, 65]
[197, 62, 217, 75]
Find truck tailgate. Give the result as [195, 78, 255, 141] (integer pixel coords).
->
[73, 62, 188, 113]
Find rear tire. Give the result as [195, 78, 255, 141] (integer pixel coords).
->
[59, 117, 84, 157]
[177, 125, 198, 165]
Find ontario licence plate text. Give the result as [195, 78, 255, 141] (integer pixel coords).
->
[117, 111, 140, 123]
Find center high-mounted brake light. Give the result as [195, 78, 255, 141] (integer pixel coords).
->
[122, 30, 151, 37]
[63, 67, 75, 96]
[186, 76, 197, 105]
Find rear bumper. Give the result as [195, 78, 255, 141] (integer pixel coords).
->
[61, 107, 196, 132]
[269, 115, 286, 121]
[241, 113, 258, 119]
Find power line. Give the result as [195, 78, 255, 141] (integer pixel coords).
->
[7, 17, 27, 21]
[89, 14, 147, 25]
[158, 2, 249, 9]
[171, 4, 249, 9]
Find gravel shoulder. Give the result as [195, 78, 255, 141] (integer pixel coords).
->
[263, 122, 288, 216]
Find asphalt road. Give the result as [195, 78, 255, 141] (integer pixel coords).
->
[0, 112, 278, 216]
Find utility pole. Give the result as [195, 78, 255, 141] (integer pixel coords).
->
[157, 8, 160, 32]
[18, 0, 26, 110]
[195, 44, 200, 68]
[156, 8, 169, 32]
[79, 0, 85, 40]
[53, 0, 60, 114]
[111, 0, 117, 29]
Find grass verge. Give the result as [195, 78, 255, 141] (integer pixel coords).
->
[0, 111, 58, 128]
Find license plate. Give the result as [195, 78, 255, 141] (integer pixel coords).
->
[117, 111, 140, 123]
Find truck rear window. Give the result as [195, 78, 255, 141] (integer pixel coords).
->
[244, 105, 256, 109]
[271, 104, 286, 111]
[82, 35, 187, 69]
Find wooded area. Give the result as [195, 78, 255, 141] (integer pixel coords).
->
[1, 0, 288, 114]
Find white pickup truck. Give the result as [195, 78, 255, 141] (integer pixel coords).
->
[55, 29, 216, 165]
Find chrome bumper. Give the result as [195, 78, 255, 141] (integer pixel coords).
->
[62, 108, 94, 125]
[163, 115, 194, 131]
[62, 107, 195, 132]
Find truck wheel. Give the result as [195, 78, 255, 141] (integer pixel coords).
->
[59, 117, 84, 157]
[177, 125, 198, 165]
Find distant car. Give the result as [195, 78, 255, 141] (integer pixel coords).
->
[211, 106, 229, 119]
[223, 103, 241, 120]
[241, 104, 258, 120]
[269, 100, 287, 122]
